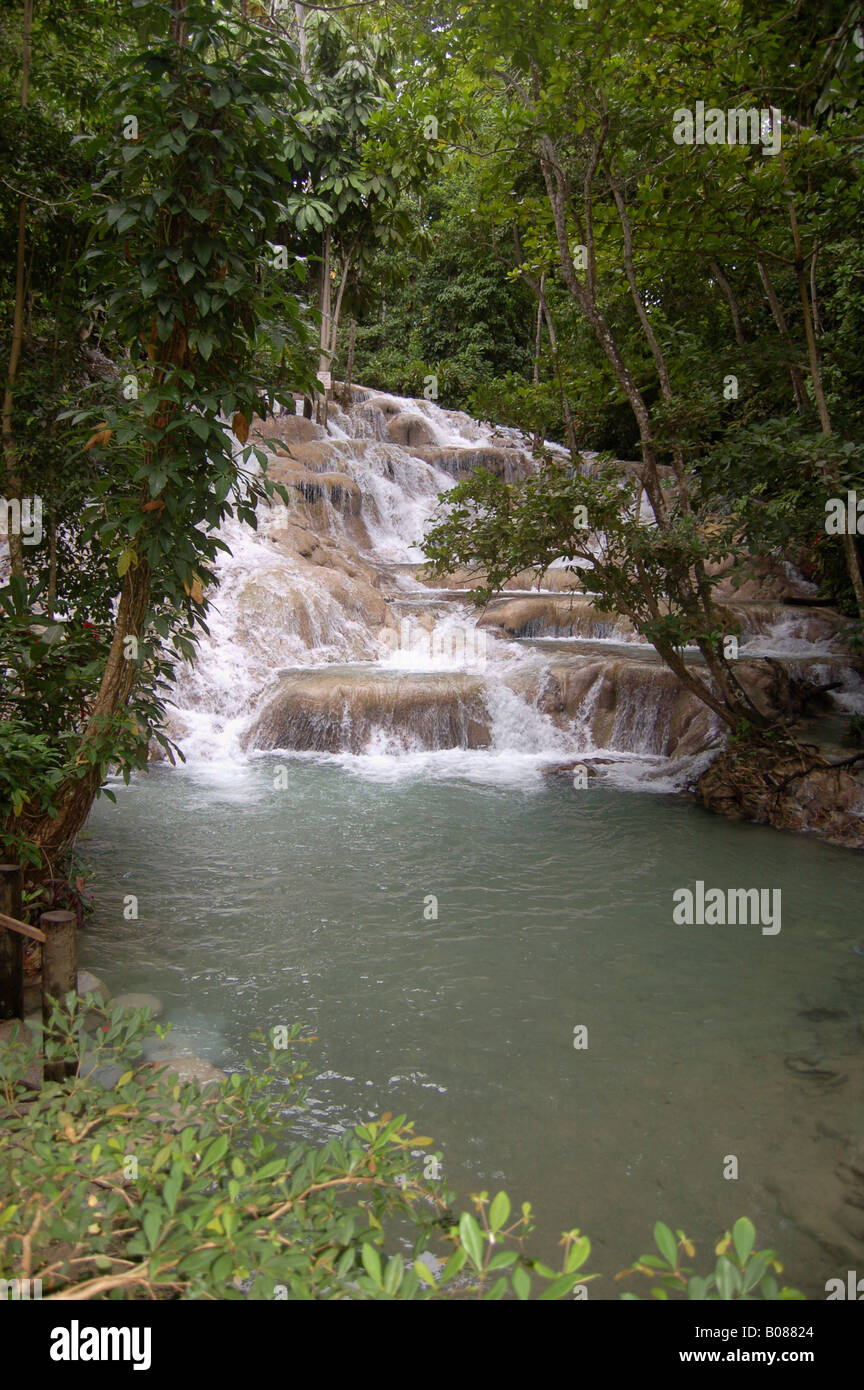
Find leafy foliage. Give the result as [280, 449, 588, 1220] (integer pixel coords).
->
[0, 1001, 800, 1301]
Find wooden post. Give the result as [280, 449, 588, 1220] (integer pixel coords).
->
[40, 909, 77, 1081]
[0, 864, 24, 1020]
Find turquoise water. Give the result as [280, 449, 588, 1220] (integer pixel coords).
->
[81, 759, 864, 1298]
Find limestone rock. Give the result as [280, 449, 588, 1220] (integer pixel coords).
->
[245, 668, 490, 754]
[479, 595, 633, 640]
[698, 747, 864, 849]
[252, 413, 325, 445]
[77, 970, 109, 1007]
[155, 1056, 225, 1087]
[387, 412, 437, 447]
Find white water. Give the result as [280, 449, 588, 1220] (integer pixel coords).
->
[163, 388, 862, 782]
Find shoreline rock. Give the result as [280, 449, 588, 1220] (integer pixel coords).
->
[697, 746, 864, 851]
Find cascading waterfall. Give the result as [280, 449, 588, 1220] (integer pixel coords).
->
[162, 387, 864, 782]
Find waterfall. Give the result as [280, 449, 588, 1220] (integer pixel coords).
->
[161, 388, 864, 785]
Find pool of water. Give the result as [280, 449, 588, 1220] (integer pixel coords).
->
[80, 758, 864, 1298]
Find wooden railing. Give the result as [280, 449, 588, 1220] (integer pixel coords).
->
[0, 863, 78, 1081]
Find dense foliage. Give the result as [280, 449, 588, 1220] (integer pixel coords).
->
[0, 999, 803, 1301]
[5, 0, 863, 870]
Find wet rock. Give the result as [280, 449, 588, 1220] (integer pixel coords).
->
[252, 414, 325, 445]
[479, 595, 633, 640]
[386, 412, 437, 447]
[79, 1059, 127, 1090]
[77, 970, 109, 1007]
[155, 1056, 225, 1088]
[272, 440, 347, 472]
[266, 462, 363, 516]
[698, 747, 864, 850]
[363, 395, 403, 418]
[537, 657, 716, 759]
[245, 668, 491, 754]
[710, 556, 819, 602]
[406, 444, 533, 482]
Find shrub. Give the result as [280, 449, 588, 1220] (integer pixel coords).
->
[0, 1000, 802, 1300]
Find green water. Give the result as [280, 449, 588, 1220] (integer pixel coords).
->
[81, 760, 864, 1298]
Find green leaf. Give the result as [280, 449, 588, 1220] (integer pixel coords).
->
[413, 1259, 436, 1287]
[199, 1135, 228, 1172]
[382, 1254, 403, 1295]
[361, 1242, 382, 1287]
[483, 1276, 508, 1300]
[565, 1236, 591, 1272]
[653, 1221, 678, 1269]
[487, 1250, 518, 1270]
[438, 1246, 466, 1283]
[715, 1255, 741, 1300]
[163, 1170, 182, 1215]
[187, 415, 210, 441]
[489, 1191, 510, 1232]
[732, 1217, 755, 1265]
[458, 1211, 485, 1270]
[537, 1271, 584, 1300]
[142, 1209, 161, 1249]
[512, 1266, 531, 1300]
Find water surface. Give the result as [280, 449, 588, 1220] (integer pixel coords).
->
[81, 759, 864, 1298]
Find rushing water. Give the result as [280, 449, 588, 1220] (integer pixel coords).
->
[74, 391, 864, 1297]
[82, 757, 864, 1299]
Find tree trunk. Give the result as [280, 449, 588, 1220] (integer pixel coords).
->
[29, 558, 152, 856]
[710, 261, 747, 347]
[345, 317, 356, 393]
[756, 260, 807, 411]
[316, 228, 332, 426]
[1, 0, 33, 578]
[779, 154, 864, 619]
[531, 275, 544, 453]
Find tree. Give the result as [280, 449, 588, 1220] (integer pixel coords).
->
[408, 0, 864, 738]
[1, 0, 317, 867]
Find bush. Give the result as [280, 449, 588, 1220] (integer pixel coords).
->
[0, 1000, 802, 1300]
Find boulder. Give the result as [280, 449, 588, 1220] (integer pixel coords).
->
[244, 668, 491, 753]
[698, 747, 864, 850]
[478, 595, 633, 640]
[252, 414, 325, 445]
[266, 463, 363, 515]
[406, 445, 533, 481]
[155, 1056, 225, 1087]
[386, 412, 438, 447]
[113, 991, 164, 1018]
[538, 657, 716, 758]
